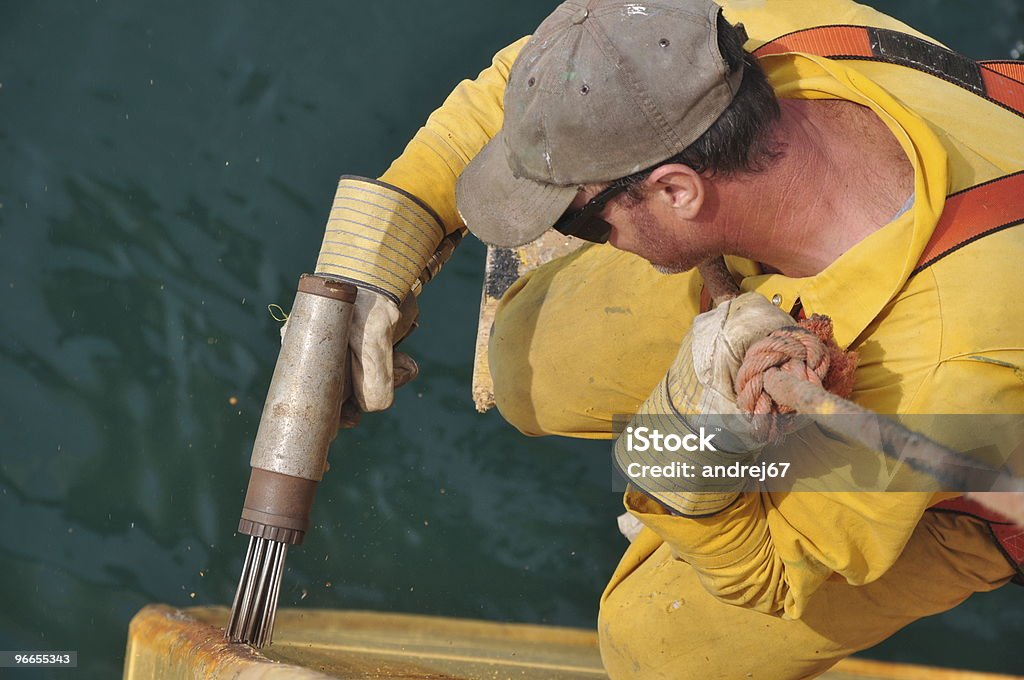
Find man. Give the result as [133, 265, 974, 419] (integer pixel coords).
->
[311, 0, 1024, 677]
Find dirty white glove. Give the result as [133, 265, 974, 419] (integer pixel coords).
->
[281, 288, 419, 418]
[614, 293, 794, 516]
[349, 289, 419, 412]
[688, 292, 796, 446]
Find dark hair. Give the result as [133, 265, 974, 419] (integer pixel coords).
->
[621, 14, 782, 197]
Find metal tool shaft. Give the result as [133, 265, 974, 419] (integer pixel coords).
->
[227, 275, 357, 647]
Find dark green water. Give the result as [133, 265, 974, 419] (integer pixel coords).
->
[0, 2, 1022, 677]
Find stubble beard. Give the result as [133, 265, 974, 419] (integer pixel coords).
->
[630, 200, 711, 275]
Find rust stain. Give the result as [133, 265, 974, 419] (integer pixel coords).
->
[127, 605, 269, 676]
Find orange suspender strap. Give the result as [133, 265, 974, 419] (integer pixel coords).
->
[981, 61, 1024, 85]
[699, 27, 1024, 313]
[749, 25, 1024, 275]
[752, 25, 1024, 119]
[913, 170, 1024, 274]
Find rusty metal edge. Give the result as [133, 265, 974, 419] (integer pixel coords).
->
[124, 604, 333, 680]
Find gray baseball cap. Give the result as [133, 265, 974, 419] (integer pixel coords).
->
[456, 0, 744, 247]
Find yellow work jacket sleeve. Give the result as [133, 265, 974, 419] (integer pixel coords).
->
[378, 37, 529, 235]
[313, 37, 525, 301]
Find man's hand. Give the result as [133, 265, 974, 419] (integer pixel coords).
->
[614, 292, 794, 516]
[687, 292, 797, 446]
[349, 289, 419, 412]
[281, 288, 420, 427]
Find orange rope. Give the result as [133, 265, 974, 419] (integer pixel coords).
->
[735, 315, 858, 442]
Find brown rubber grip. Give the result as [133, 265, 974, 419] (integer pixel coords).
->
[298, 274, 358, 303]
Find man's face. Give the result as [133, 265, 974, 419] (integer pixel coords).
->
[569, 181, 713, 274]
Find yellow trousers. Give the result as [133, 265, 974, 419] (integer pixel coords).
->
[597, 513, 1011, 679]
[489, 244, 1015, 679]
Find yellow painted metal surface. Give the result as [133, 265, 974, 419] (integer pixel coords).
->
[123, 605, 1023, 680]
[125, 605, 605, 679]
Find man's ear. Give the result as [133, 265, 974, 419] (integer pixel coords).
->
[645, 164, 704, 219]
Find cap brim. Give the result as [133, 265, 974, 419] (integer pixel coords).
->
[456, 131, 578, 248]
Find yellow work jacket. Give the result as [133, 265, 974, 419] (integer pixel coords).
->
[378, 0, 1024, 618]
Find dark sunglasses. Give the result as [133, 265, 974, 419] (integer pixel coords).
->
[552, 182, 629, 244]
